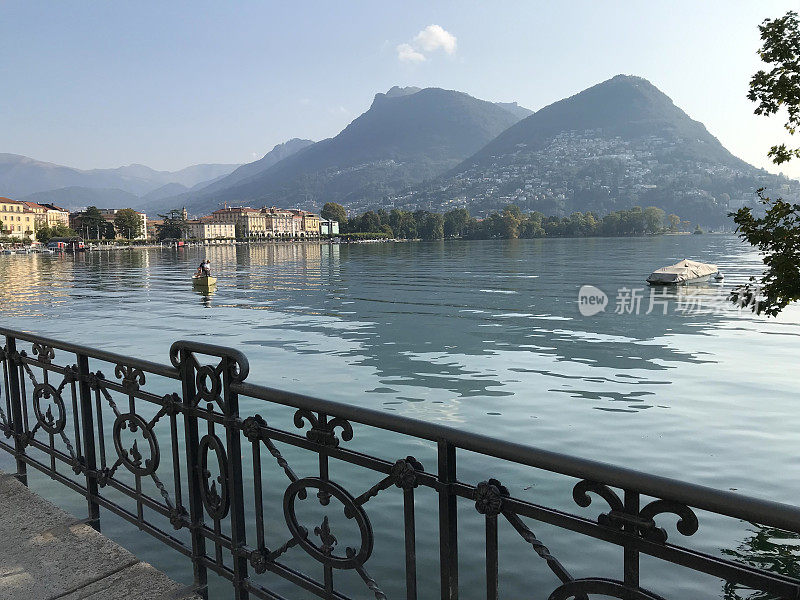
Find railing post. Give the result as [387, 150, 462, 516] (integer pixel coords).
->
[438, 440, 458, 600]
[222, 353, 249, 600]
[179, 348, 208, 599]
[623, 489, 640, 598]
[6, 337, 27, 485]
[76, 353, 100, 530]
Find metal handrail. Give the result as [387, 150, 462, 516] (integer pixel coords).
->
[1, 326, 798, 600]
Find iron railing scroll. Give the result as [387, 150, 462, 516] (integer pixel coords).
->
[1, 326, 799, 599]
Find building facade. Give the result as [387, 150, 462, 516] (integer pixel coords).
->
[185, 219, 236, 240]
[262, 207, 296, 237]
[1, 198, 38, 239]
[300, 211, 320, 237]
[211, 207, 268, 238]
[38, 203, 70, 228]
[319, 218, 340, 236]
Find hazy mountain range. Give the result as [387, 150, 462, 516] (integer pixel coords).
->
[0, 154, 240, 208]
[2, 76, 796, 225]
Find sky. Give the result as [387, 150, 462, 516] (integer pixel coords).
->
[2, 1, 799, 178]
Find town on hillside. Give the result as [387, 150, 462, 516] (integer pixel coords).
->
[0, 198, 339, 246]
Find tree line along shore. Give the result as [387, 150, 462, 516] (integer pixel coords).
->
[322, 202, 697, 241]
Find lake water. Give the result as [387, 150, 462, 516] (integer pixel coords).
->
[1, 235, 798, 599]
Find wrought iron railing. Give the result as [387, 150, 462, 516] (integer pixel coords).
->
[0, 326, 798, 599]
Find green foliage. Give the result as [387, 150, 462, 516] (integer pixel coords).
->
[419, 213, 444, 240]
[443, 208, 470, 237]
[75, 206, 115, 239]
[157, 209, 189, 241]
[667, 213, 681, 232]
[732, 11, 800, 316]
[113, 208, 142, 238]
[35, 224, 77, 244]
[343, 205, 676, 241]
[321, 202, 347, 224]
[748, 11, 800, 164]
[731, 189, 800, 316]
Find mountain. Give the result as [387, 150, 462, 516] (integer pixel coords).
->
[20, 186, 140, 210]
[399, 75, 794, 225]
[140, 182, 190, 203]
[493, 102, 534, 120]
[159, 87, 527, 216]
[186, 139, 313, 196]
[0, 153, 239, 199]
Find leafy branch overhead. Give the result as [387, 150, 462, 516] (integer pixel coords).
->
[730, 189, 800, 316]
[748, 11, 800, 165]
[733, 11, 800, 316]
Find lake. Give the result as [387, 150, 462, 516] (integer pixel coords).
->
[1, 235, 798, 599]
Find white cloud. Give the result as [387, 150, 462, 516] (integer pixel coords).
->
[396, 42, 426, 63]
[413, 25, 457, 55]
[396, 25, 456, 63]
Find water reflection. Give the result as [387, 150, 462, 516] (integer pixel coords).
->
[723, 526, 800, 600]
[2, 237, 800, 598]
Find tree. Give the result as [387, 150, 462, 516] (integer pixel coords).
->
[443, 208, 470, 237]
[643, 206, 666, 233]
[731, 11, 800, 315]
[748, 11, 800, 164]
[157, 209, 189, 241]
[667, 213, 681, 232]
[359, 210, 381, 233]
[321, 202, 347, 225]
[114, 208, 142, 239]
[731, 190, 800, 316]
[36, 224, 77, 244]
[419, 213, 444, 240]
[76, 206, 114, 239]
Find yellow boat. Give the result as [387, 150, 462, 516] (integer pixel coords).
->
[192, 275, 217, 287]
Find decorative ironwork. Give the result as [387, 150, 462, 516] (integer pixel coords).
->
[1, 327, 800, 600]
[31, 343, 55, 364]
[114, 363, 145, 392]
[475, 478, 509, 517]
[548, 578, 667, 600]
[199, 433, 229, 520]
[32, 383, 66, 435]
[573, 480, 699, 543]
[112, 413, 160, 477]
[294, 409, 353, 447]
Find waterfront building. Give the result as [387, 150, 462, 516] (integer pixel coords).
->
[211, 206, 268, 238]
[0, 197, 38, 239]
[147, 219, 163, 240]
[319, 218, 340, 236]
[293, 209, 320, 237]
[185, 218, 236, 240]
[37, 203, 70, 228]
[261, 207, 295, 238]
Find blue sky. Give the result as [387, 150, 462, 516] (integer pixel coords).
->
[2, 1, 799, 177]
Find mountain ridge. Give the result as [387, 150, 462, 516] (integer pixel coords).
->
[393, 75, 788, 225]
[152, 86, 528, 215]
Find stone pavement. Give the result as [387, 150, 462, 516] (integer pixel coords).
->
[0, 471, 202, 600]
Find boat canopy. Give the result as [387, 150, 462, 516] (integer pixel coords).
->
[646, 259, 718, 284]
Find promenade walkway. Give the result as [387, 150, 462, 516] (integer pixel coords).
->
[0, 471, 200, 600]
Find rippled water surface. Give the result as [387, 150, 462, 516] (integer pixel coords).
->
[1, 236, 798, 599]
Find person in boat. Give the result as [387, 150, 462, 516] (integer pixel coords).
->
[200, 259, 211, 276]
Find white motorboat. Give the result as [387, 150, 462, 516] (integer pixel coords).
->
[647, 259, 718, 286]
